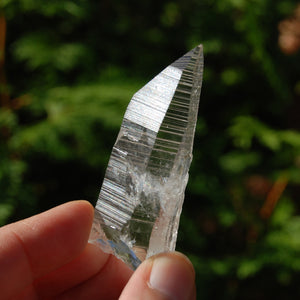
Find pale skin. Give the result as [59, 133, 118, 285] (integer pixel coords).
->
[0, 201, 196, 300]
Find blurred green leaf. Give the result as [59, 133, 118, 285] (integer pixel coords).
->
[237, 259, 262, 279]
[0, 203, 13, 226]
[220, 151, 261, 173]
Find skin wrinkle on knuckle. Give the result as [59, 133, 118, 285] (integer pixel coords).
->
[2, 228, 40, 300]
[9, 228, 35, 282]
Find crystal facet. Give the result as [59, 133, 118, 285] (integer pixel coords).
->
[89, 45, 203, 269]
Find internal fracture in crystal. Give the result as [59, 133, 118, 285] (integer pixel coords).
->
[89, 45, 204, 270]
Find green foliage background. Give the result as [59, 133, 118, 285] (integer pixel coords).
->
[1, 0, 300, 298]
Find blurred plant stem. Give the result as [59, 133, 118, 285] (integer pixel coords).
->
[260, 174, 289, 219]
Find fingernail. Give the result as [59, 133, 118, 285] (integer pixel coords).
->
[148, 254, 195, 300]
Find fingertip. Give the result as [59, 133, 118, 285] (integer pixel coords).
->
[120, 252, 196, 300]
[148, 252, 196, 300]
[65, 200, 94, 227]
[70, 200, 94, 211]
[155, 251, 195, 277]
[62, 200, 94, 216]
[52, 200, 95, 252]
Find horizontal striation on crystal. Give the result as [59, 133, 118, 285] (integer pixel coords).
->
[89, 45, 203, 269]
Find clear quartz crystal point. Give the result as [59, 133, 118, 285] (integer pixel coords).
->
[89, 45, 204, 270]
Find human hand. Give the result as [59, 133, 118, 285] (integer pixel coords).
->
[0, 201, 196, 300]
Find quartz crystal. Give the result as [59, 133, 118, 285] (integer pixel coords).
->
[89, 45, 203, 270]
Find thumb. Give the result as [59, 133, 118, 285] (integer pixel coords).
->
[119, 252, 196, 300]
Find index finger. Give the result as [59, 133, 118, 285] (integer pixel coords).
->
[0, 200, 94, 299]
